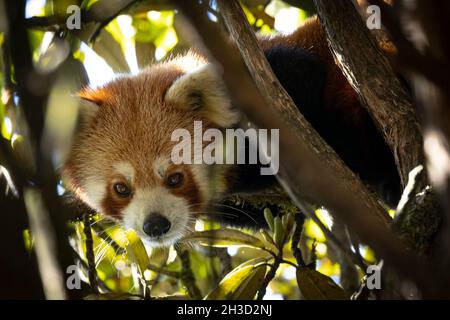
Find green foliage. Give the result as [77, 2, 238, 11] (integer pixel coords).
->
[67, 205, 350, 300]
[205, 258, 268, 300]
[183, 229, 267, 250]
[0, 0, 379, 301]
[296, 266, 346, 300]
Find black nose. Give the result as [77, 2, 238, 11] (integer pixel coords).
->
[143, 214, 171, 237]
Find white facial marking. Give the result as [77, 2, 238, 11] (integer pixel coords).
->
[114, 162, 135, 182]
[82, 177, 106, 210]
[122, 186, 191, 247]
[153, 156, 170, 179]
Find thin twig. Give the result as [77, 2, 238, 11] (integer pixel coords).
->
[89, 0, 140, 44]
[291, 213, 306, 267]
[83, 213, 99, 294]
[176, 248, 202, 299]
[256, 252, 281, 300]
[5, 0, 78, 299]
[147, 264, 180, 279]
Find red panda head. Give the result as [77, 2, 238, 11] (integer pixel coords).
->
[63, 53, 239, 247]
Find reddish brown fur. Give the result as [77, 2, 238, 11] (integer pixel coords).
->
[260, 17, 397, 164]
[165, 165, 202, 214]
[64, 17, 398, 225]
[101, 179, 133, 219]
[259, 17, 365, 128]
[64, 55, 220, 219]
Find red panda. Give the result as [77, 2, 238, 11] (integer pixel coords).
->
[63, 17, 400, 247]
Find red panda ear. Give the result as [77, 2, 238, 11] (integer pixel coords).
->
[77, 98, 99, 126]
[77, 87, 108, 125]
[165, 64, 240, 127]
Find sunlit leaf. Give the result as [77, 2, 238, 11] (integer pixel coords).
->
[27, 30, 45, 63]
[317, 258, 339, 277]
[133, 18, 165, 43]
[22, 229, 34, 254]
[263, 208, 274, 232]
[81, 0, 98, 10]
[360, 245, 376, 264]
[145, 247, 169, 281]
[76, 23, 129, 72]
[125, 229, 150, 274]
[296, 267, 347, 300]
[273, 216, 284, 247]
[182, 229, 266, 250]
[304, 218, 326, 242]
[205, 258, 267, 300]
[154, 27, 178, 52]
[1, 115, 12, 140]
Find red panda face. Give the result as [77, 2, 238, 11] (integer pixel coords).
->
[103, 159, 204, 247]
[63, 53, 239, 247]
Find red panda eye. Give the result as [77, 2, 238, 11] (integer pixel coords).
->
[166, 172, 184, 188]
[113, 183, 131, 197]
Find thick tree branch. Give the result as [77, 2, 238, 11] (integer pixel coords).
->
[216, 0, 390, 227]
[24, 0, 174, 31]
[369, 0, 450, 90]
[380, 0, 450, 291]
[172, 0, 440, 297]
[5, 0, 79, 299]
[313, 0, 426, 191]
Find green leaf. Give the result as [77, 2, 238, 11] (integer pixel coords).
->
[22, 229, 34, 254]
[75, 23, 130, 73]
[296, 267, 347, 300]
[205, 258, 267, 300]
[145, 247, 170, 281]
[260, 229, 275, 246]
[273, 216, 284, 247]
[263, 208, 274, 232]
[182, 229, 266, 250]
[125, 229, 150, 274]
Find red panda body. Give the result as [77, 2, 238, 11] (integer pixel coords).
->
[63, 17, 400, 246]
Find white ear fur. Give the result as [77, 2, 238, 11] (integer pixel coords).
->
[165, 64, 240, 127]
[77, 98, 99, 126]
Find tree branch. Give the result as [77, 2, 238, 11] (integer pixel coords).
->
[313, 0, 426, 191]
[83, 213, 99, 294]
[4, 0, 79, 299]
[172, 0, 440, 297]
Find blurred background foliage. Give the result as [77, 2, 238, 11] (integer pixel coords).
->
[0, 0, 377, 300]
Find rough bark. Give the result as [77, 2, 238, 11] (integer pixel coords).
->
[216, 0, 390, 227]
[4, 0, 80, 299]
[313, 0, 426, 191]
[172, 0, 440, 297]
[354, 0, 450, 297]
